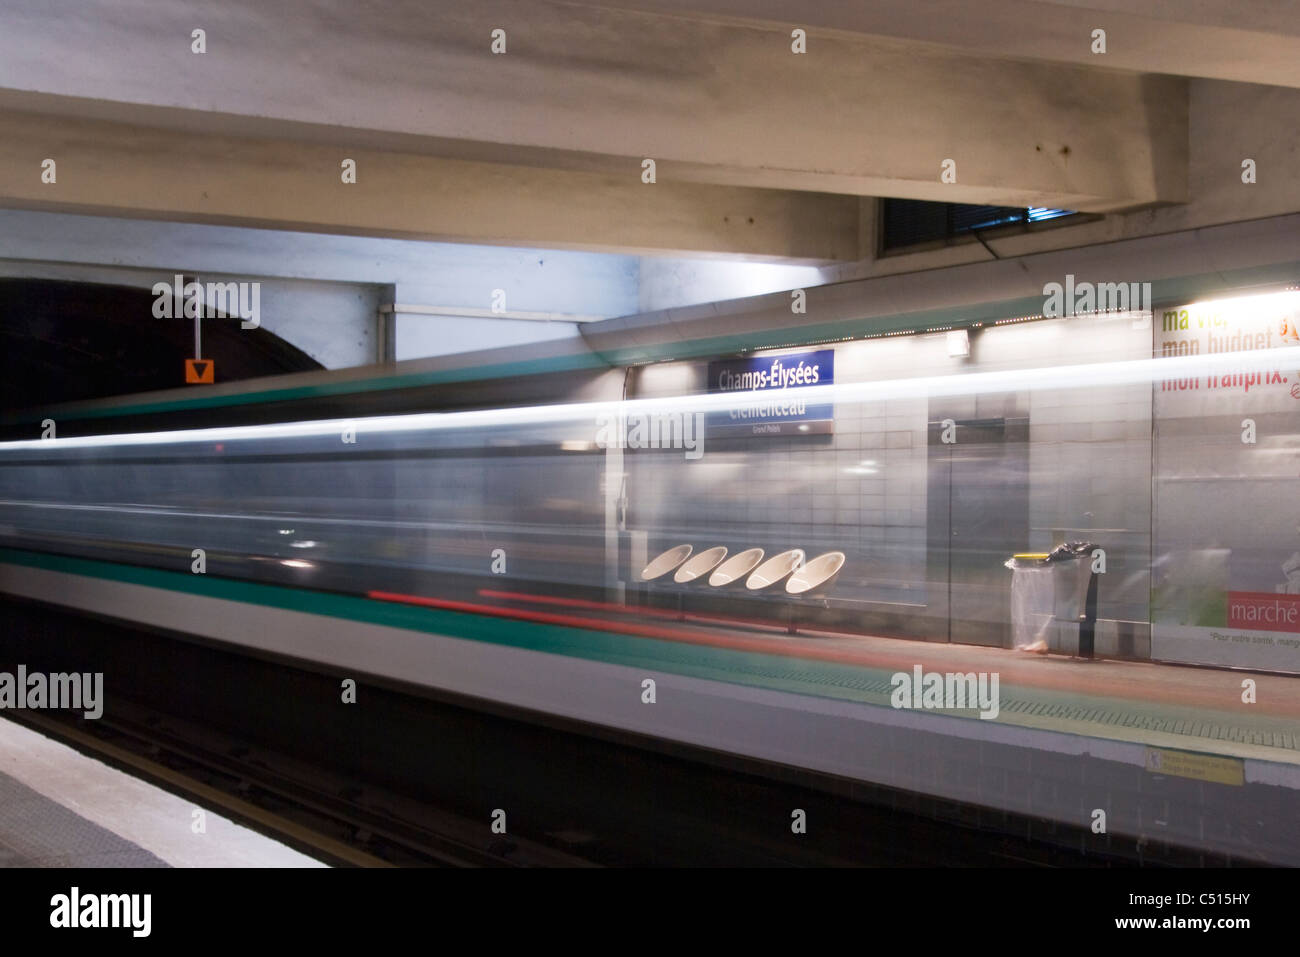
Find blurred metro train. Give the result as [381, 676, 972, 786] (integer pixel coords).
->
[3, 241, 1300, 863]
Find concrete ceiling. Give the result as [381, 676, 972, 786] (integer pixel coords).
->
[0, 0, 1288, 261]
[566, 1, 1300, 87]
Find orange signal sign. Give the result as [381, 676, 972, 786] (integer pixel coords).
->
[185, 359, 215, 384]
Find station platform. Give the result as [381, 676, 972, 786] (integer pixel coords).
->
[382, 585, 1300, 769]
[0, 717, 324, 868]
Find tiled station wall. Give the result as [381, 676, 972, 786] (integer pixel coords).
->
[627, 311, 1154, 646]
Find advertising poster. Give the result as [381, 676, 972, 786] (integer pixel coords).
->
[1151, 290, 1300, 672]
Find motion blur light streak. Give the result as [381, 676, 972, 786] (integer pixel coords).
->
[5, 343, 1299, 454]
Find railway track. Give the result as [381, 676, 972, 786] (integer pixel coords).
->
[8, 703, 595, 868]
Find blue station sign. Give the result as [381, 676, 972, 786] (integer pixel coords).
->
[706, 349, 835, 436]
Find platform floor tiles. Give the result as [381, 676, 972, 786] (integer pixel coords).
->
[0, 717, 324, 867]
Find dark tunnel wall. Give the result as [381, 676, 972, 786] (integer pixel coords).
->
[0, 278, 323, 411]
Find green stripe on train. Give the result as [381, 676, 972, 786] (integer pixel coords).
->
[6, 549, 1296, 754]
[0, 547, 901, 708]
[12, 352, 612, 423]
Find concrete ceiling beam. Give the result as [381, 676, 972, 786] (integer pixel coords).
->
[0, 109, 862, 261]
[0, 0, 1189, 211]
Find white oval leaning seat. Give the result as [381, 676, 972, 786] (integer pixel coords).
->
[640, 544, 693, 582]
[745, 549, 806, 592]
[786, 551, 846, 598]
[673, 546, 728, 584]
[708, 548, 765, 587]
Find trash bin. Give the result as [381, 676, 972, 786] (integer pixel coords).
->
[1005, 542, 1099, 657]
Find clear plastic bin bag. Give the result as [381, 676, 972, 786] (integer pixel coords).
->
[1006, 561, 1056, 650]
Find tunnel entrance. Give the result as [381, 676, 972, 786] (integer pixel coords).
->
[0, 278, 322, 411]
